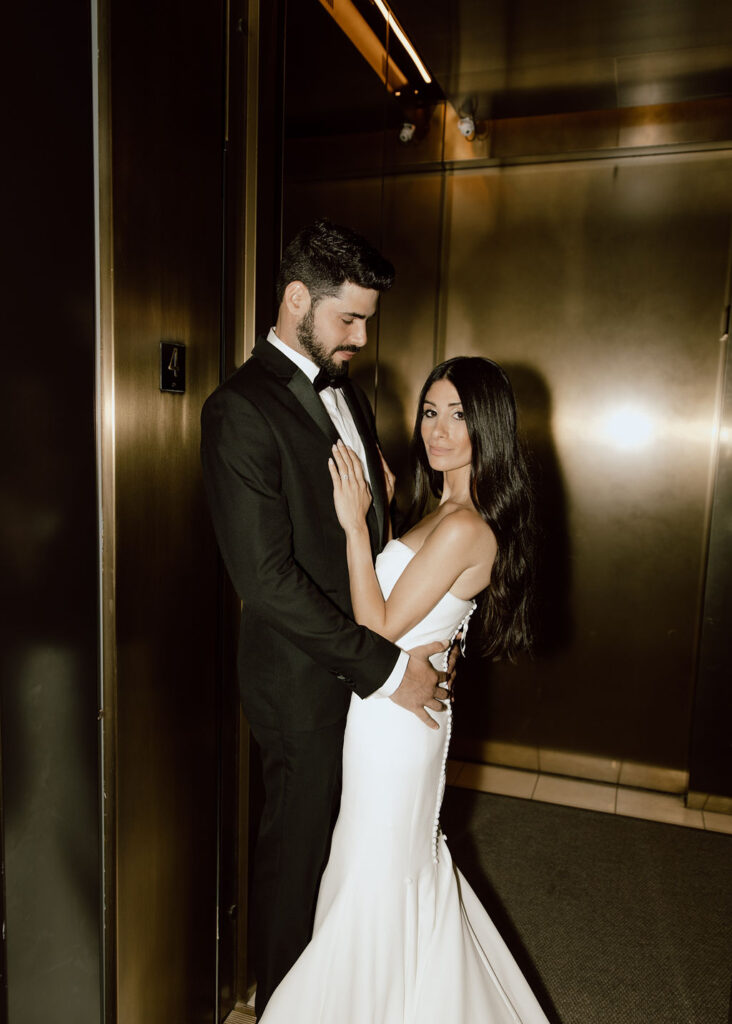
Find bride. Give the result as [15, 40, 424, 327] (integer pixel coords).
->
[259, 356, 548, 1024]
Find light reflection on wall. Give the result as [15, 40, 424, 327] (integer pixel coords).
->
[597, 403, 657, 450]
[553, 405, 716, 454]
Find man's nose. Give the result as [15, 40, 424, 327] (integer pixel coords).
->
[350, 320, 368, 346]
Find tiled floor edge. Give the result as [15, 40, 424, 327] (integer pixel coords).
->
[447, 758, 732, 832]
[225, 1007, 256, 1022]
[449, 741, 713, 801]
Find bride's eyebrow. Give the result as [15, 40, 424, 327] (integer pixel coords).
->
[422, 399, 462, 406]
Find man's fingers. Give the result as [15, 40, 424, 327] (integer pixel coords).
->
[425, 698, 447, 713]
[416, 708, 439, 730]
[407, 639, 448, 659]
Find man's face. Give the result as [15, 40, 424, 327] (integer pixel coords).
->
[296, 282, 379, 376]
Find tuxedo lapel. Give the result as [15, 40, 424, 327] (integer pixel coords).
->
[251, 337, 339, 446]
[286, 372, 340, 446]
[251, 338, 386, 552]
[341, 380, 387, 552]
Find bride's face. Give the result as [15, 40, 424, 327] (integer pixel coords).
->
[420, 379, 472, 474]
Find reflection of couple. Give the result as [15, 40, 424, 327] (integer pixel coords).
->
[201, 220, 548, 1023]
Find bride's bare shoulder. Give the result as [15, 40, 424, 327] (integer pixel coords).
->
[430, 507, 497, 557]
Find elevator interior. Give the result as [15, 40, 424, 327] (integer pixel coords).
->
[281, 0, 732, 797]
[2, 0, 731, 1022]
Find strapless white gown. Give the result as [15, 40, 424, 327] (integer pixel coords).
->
[260, 539, 549, 1023]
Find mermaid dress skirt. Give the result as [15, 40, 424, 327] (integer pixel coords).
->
[260, 539, 549, 1023]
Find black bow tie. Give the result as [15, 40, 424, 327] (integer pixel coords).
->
[314, 369, 347, 393]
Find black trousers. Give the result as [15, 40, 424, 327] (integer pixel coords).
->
[248, 717, 346, 1018]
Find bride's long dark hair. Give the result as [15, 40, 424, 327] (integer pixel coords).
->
[404, 356, 535, 661]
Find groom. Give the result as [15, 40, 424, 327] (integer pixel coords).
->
[201, 219, 450, 1016]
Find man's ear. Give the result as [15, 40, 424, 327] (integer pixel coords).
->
[283, 280, 312, 318]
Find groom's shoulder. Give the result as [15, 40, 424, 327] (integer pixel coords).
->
[204, 348, 279, 409]
[201, 359, 282, 446]
[219, 355, 267, 396]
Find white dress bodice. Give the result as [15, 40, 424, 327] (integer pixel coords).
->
[375, 538, 476, 666]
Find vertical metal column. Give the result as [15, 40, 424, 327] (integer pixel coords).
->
[1, 1, 102, 1020]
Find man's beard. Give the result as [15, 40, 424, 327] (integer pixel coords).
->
[296, 307, 357, 377]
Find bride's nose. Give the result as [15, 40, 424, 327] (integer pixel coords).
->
[432, 416, 449, 437]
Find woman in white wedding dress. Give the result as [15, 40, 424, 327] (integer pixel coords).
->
[260, 357, 549, 1024]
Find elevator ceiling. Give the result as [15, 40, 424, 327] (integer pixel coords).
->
[286, 0, 732, 135]
[394, 0, 732, 117]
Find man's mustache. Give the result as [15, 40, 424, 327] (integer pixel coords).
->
[335, 346, 359, 354]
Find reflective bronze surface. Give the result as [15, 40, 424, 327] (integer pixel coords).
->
[441, 152, 731, 767]
[2, 3, 102, 1021]
[286, 0, 732, 165]
[690, 331, 732, 797]
[281, 0, 732, 774]
[395, 0, 732, 125]
[102, 0, 226, 1018]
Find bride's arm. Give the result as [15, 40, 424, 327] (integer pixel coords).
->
[329, 442, 495, 642]
[329, 441, 389, 634]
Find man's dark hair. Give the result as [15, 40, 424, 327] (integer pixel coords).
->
[276, 218, 395, 306]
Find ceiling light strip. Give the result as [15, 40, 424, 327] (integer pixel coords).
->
[372, 0, 432, 84]
[318, 0, 408, 91]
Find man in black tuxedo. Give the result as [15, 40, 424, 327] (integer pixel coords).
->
[201, 220, 449, 1016]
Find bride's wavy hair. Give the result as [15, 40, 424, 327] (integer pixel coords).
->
[405, 356, 535, 661]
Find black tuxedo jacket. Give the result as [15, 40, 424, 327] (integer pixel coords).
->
[201, 337, 400, 731]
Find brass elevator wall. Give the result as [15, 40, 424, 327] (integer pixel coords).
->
[690, 336, 732, 797]
[283, 0, 732, 773]
[103, 0, 226, 1017]
[439, 154, 730, 767]
[284, 153, 731, 772]
[2, 2, 102, 1019]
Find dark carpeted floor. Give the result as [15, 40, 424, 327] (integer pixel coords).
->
[441, 787, 732, 1024]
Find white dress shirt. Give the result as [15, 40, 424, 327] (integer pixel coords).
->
[266, 328, 407, 697]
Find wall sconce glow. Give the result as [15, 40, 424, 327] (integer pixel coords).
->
[372, 0, 432, 83]
[598, 404, 657, 450]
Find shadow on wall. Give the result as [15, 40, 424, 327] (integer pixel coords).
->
[504, 363, 573, 658]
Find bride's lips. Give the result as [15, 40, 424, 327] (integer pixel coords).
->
[428, 445, 452, 456]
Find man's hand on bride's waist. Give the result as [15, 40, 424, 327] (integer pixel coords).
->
[390, 641, 449, 730]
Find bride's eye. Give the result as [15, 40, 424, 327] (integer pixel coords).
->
[422, 408, 436, 418]
[453, 410, 464, 420]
